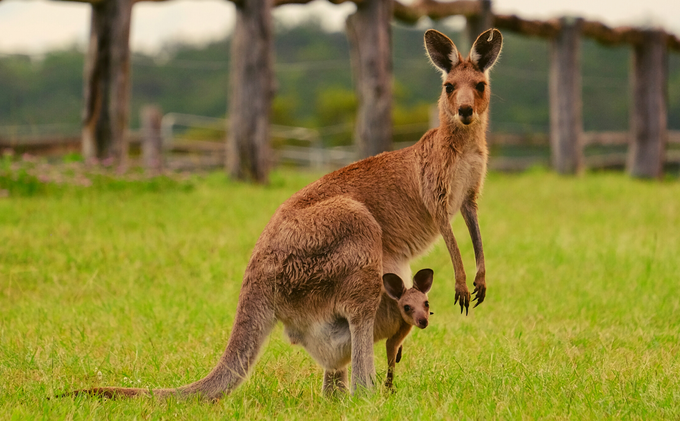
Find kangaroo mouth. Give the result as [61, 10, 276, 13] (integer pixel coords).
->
[459, 116, 474, 125]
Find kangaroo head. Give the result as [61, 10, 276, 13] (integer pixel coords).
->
[425, 28, 503, 127]
[383, 269, 434, 329]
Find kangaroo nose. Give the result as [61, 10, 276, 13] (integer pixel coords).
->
[458, 106, 473, 118]
[418, 318, 428, 329]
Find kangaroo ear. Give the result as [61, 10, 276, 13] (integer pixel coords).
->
[383, 273, 406, 301]
[424, 29, 460, 78]
[413, 269, 434, 294]
[470, 28, 503, 73]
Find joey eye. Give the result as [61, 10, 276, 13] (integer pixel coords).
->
[445, 83, 454, 94]
[403, 305, 411, 313]
[425, 301, 429, 308]
[476, 82, 485, 93]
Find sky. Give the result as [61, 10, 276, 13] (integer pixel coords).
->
[0, 0, 679, 55]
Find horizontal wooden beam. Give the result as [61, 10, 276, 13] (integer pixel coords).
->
[393, 0, 480, 24]
[494, 12, 680, 52]
[52, 0, 219, 3]
[274, 0, 359, 6]
[52, 0, 104, 3]
[580, 20, 645, 46]
[493, 14, 560, 38]
[494, 13, 648, 45]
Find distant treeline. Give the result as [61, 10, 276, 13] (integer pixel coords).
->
[1, 19, 679, 141]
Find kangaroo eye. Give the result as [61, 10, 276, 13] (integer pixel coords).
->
[476, 82, 485, 93]
[425, 301, 429, 308]
[403, 305, 411, 312]
[445, 83, 454, 94]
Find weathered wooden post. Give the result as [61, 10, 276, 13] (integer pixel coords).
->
[82, 0, 133, 168]
[142, 105, 163, 174]
[549, 17, 584, 174]
[628, 30, 668, 179]
[226, 0, 274, 183]
[346, 0, 393, 159]
[466, 0, 493, 47]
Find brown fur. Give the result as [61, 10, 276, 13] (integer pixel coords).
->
[64, 28, 503, 401]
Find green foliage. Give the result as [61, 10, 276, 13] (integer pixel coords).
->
[0, 48, 83, 134]
[392, 81, 432, 127]
[180, 127, 225, 141]
[0, 155, 194, 197]
[62, 152, 84, 163]
[314, 86, 356, 146]
[1, 170, 679, 419]
[272, 94, 300, 127]
[0, 153, 46, 196]
[488, 33, 551, 133]
[315, 86, 357, 127]
[0, 168, 46, 197]
[581, 40, 631, 131]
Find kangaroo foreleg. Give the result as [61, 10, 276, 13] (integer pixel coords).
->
[385, 323, 412, 390]
[437, 218, 470, 315]
[461, 196, 486, 307]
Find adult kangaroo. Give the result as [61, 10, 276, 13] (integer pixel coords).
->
[69, 28, 503, 400]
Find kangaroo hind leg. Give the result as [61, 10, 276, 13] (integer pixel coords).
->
[323, 368, 348, 396]
[340, 265, 382, 395]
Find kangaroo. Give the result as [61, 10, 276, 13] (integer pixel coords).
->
[379, 269, 433, 391]
[288, 268, 434, 395]
[65, 28, 502, 400]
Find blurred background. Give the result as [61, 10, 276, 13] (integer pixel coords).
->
[0, 0, 679, 177]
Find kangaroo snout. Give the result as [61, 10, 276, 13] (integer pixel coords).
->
[458, 105, 473, 124]
[417, 318, 428, 329]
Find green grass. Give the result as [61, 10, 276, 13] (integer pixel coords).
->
[1, 169, 679, 419]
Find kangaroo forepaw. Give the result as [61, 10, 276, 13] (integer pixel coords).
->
[472, 278, 486, 308]
[454, 283, 470, 315]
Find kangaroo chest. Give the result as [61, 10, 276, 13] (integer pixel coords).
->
[446, 148, 487, 217]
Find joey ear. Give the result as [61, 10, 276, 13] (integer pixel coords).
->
[383, 273, 406, 301]
[424, 29, 460, 77]
[469, 28, 503, 73]
[413, 269, 434, 294]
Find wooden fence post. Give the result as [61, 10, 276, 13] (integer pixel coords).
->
[628, 30, 668, 179]
[346, 0, 393, 159]
[81, 0, 133, 168]
[466, 0, 493, 47]
[226, 0, 274, 184]
[142, 105, 163, 174]
[549, 17, 584, 174]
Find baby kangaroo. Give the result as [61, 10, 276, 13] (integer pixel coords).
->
[379, 269, 433, 391]
[65, 28, 502, 400]
[310, 268, 434, 395]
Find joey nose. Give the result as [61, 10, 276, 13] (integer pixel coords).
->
[418, 318, 428, 329]
[458, 106, 473, 119]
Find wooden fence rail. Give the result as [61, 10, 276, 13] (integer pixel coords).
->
[3, 130, 679, 172]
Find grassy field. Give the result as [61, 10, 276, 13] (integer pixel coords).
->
[1, 168, 679, 419]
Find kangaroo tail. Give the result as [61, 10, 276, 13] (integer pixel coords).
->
[60, 279, 277, 401]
